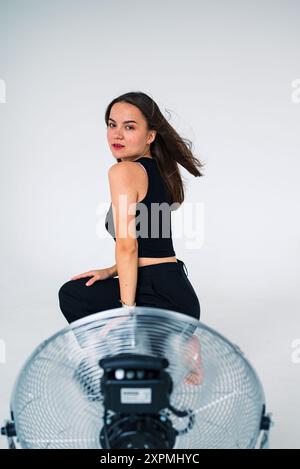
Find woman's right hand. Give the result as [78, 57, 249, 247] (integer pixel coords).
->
[70, 267, 115, 286]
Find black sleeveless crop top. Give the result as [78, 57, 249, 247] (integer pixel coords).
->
[105, 157, 176, 258]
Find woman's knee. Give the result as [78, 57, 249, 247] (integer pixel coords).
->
[58, 281, 80, 323]
[58, 280, 73, 302]
[58, 278, 85, 299]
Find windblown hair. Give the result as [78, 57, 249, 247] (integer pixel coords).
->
[104, 91, 206, 206]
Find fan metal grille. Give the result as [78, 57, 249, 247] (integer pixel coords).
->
[10, 307, 265, 449]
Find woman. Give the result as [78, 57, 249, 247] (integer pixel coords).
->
[58, 91, 205, 384]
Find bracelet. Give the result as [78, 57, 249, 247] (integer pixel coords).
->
[119, 299, 136, 308]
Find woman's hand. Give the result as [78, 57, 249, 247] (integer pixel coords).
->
[70, 266, 117, 286]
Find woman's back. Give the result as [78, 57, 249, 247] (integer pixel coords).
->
[105, 157, 176, 258]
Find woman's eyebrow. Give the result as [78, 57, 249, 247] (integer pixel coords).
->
[108, 118, 138, 124]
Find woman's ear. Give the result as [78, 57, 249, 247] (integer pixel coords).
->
[148, 130, 157, 145]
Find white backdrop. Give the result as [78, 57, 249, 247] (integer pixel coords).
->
[0, 0, 299, 449]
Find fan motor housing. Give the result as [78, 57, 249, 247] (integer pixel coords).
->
[99, 354, 173, 414]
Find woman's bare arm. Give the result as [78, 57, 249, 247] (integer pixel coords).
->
[108, 162, 139, 306]
[107, 264, 118, 277]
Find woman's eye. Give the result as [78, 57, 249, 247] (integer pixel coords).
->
[108, 123, 134, 130]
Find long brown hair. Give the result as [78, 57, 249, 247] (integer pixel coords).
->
[104, 91, 206, 206]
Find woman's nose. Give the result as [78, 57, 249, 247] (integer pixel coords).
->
[113, 134, 124, 141]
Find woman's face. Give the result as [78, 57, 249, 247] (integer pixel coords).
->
[107, 102, 156, 161]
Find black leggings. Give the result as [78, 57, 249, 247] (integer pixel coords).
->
[58, 259, 201, 325]
[58, 260, 200, 358]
